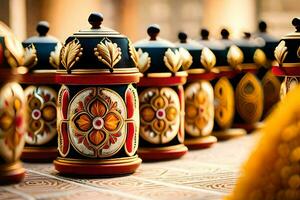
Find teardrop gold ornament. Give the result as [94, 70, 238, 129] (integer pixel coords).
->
[235, 73, 263, 123]
[164, 48, 182, 73]
[200, 47, 216, 71]
[227, 45, 244, 70]
[178, 47, 193, 70]
[136, 48, 151, 73]
[214, 77, 235, 129]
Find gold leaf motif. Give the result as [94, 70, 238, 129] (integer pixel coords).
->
[164, 48, 182, 73]
[179, 47, 193, 70]
[49, 42, 62, 68]
[227, 45, 244, 69]
[61, 38, 83, 73]
[128, 39, 139, 67]
[137, 48, 151, 73]
[94, 39, 122, 72]
[254, 48, 267, 67]
[297, 46, 300, 59]
[23, 44, 38, 69]
[274, 40, 288, 66]
[4, 36, 24, 68]
[200, 47, 216, 71]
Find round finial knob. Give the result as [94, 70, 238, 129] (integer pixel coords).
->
[221, 28, 230, 39]
[243, 32, 251, 39]
[88, 12, 103, 29]
[292, 17, 300, 32]
[258, 20, 267, 32]
[200, 28, 209, 40]
[36, 21, 49, 36]
[147, 24, 160, 40]
[178, 32, 187, 43]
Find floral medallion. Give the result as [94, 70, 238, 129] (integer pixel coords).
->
[0, 82, 25, 163]
[68, 88, 126, 158]
[139, 87, 180, 144]
[24, 86, 57, 145]
[185, 81, 214, 137]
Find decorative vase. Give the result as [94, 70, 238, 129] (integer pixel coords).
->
[134, 25, 188, 161]
[0, 21, 28, 184]
[21, 21, 61, 162]
[54, 12, 141, 176]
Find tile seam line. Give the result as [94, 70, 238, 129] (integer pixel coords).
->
[131, 175, 227, 195]
[26, 169, 148, 200]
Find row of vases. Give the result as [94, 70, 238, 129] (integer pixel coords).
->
[0, 12, 280, 184]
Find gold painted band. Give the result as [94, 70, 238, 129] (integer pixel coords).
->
[138, 144, 186, 151]
[56, 155, 139, 165]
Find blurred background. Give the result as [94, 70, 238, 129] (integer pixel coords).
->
[0, 0, 299, 42]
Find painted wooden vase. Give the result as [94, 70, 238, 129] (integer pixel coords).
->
[0, 21, 29, 184]
[134, 25, 188, 161]
[176, 32, 217, 149]
[255, 21, 280, 118]
[272, 18, 300, 98]
[231, 32, 266, 132]
[203, 28, 247, 140]
[21, 21, 61, 162]
[54, 13, 141, 176]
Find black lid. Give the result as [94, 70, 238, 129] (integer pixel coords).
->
[274, 17, 300, 67]
[134, 24, 185, 74]
[59, 12, 138, 74]
[22, 21, 60, 71]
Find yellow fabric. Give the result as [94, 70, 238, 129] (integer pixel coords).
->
[226, 85, 300, 200]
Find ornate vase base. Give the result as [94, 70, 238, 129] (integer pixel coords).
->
[184, 136, 217, 149]
[54, 156, 142, 176]
[21, 147, 58, 162]
[213, 128, 247, 140]
[0, 162, 25, 185]
[138, 144, 188, 161]
[233, 122, 263, 133]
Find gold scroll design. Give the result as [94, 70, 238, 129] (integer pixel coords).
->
[49, 42, 62, 68]
[201, 47, 217, 72]
[185, 81, 214, 137]
[297, 46, 300, 59]
[128, 39, 139, 68]
[227, 45, 244, 70]
[136, 48, 151, 73]
[214, 77, 235, 129]
[261, 70, 281, 115]
[61, 38, 83, 73]
[164, 48, 182, 73]
[178, 47, 192, 71]
[254, 48, 267, 68]
[274, 40, 288, 67]
[94, 38, 122, 72]
[235, 73, 263, 123]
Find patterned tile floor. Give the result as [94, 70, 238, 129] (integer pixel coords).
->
[0, 134, 259, 200]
